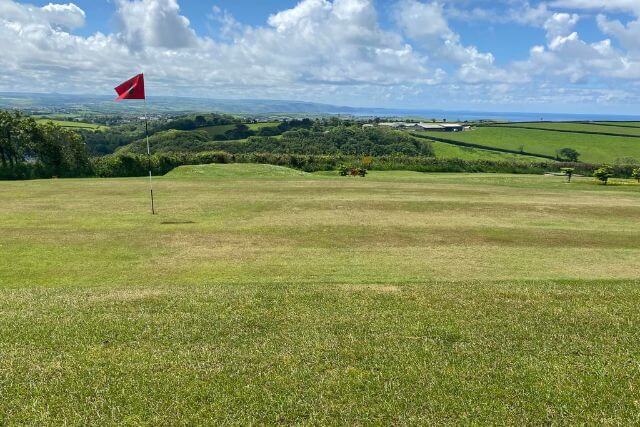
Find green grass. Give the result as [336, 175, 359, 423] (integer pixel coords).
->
[199, 124, 235, 137]
[197, 122, 278, 138]
[422, 127, 640, 163]
[247, 121, 279, 131]
[36, 119, 107, 131]
[1, 165, 640, 424]
[166, 163, 310, 179]
[429, 139, 545, 161]
[495, 122, 640, 136]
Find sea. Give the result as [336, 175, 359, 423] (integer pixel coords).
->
[344, 108, 640, 123]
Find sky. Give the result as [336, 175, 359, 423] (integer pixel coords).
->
[1, 0, 640, 114]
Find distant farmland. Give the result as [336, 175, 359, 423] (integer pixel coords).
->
[416, 122, 640, 163]
[36, 119, 107, 131]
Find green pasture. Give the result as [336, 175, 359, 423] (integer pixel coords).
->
[36, 119, 107, 131]
[199, 124, 235, 137]
[198, 122, 278, 138]
[1, 164, 640, 424]
[422, 126, 640, 163]
[247, 121, 279, 130]
[428, 139, 545, 161]
[495, 122, 640, 136]
[592, 121, 640, 127]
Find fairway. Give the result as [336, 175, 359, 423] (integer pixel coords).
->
[1, 165, 640, 424]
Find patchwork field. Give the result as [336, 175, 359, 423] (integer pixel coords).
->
[494, 121, 640, 136]
[421, 126, 640, 163]
[1, 165, 639, 424]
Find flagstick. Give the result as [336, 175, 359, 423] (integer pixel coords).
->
[144, 98, 156, 215]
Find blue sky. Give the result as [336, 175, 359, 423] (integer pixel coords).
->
[2, 0, 640, 113]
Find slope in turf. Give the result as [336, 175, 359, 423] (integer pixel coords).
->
[165, 163, 310, 179]
[422, 127, 640, 163]
[1, 173, 640, 423]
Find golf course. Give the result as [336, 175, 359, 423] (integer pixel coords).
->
[1, 164, 639, 424]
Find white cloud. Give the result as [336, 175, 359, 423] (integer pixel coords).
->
[597, 14, 640, 53]
[393, 0, 524, 83]
[0, 0, 85, 30]
[0, 0, 639, 111]
[551, 0, 640, 16]
[543, 12, 579, 39]
[115, 0, 197, 49]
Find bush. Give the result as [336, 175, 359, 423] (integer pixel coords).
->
[593, 165, 614, 185]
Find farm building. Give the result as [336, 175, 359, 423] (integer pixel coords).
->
[377, 122, 468, 132]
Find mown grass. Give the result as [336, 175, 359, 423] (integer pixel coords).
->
[1, 164, 640, 424]
[422, 126, 640, 163]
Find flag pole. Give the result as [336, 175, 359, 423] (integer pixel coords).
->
[144, 97, 156, 215]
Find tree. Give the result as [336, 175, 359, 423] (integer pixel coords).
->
[557, 148, 580, 162]
[593, 165, 614, 185]
[561, 167, 575, 183]
[633, 168, 640, 183]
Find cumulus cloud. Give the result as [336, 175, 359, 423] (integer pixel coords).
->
[0, 0, 639, 110]
[597, 14, 640, 53]
[393, 0, 523, 83]
[0, 0, 85, 30]
[115, 0, 197, 49]
[551, 0, 640, 16]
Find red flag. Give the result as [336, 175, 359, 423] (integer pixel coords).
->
[115, 73, 145, 101]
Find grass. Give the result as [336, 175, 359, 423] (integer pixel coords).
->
[1, 164, 640, 424]
[166, 163, 310, 179]
[429, 139, 545, 161]
[199, 124, 235, 137]
[199, 122, 279, 138]
[36, 119, 107, 131]
[421, 126, 640, 163]
[247, 121, 279, 131]
[494, 122, 640, 137]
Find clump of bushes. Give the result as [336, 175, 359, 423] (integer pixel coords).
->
[339, 165, 367, 177]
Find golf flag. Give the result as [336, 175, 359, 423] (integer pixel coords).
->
[114, 73, 155, 214]
[115, 73, 145, 101]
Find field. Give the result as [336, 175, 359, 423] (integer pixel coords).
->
[1, 164, 640, 424]
[35, 119, 107, 131]
[200, 122, 279, 138]
[428, 139, 545, 161]
[421, 126, 640, 163]
[494, 122, 640, 137]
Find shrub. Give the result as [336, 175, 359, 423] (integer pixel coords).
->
[593, 165, 614, 185]
[632, 168, 640, 183]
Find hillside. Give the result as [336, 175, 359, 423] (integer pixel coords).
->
[418, 124, 640, 164]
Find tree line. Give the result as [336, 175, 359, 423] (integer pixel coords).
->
[0, 111, 91, 179]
